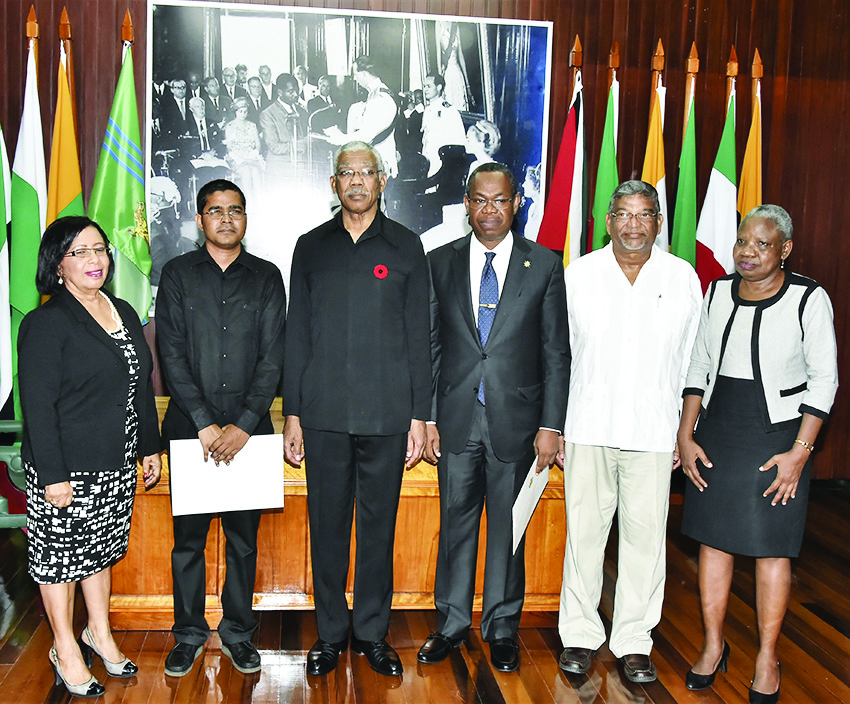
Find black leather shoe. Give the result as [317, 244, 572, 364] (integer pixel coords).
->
[619, 653, 657, 683]
[686, 641, 731, 690]
[164, 642, 204, 677]
[489, 637, 520, 672]
[417, 632, 462, 664]
[559, 646, 595, 674]
[307, 638, 348, 676]
[351, 636, 403, 676]
[222, 640, 261, 674]
[749, 662, 781, 704]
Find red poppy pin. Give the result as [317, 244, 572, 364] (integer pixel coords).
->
[373, 264, 388, 279]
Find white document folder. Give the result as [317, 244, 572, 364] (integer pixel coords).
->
[169, 434, 284, 516]
[512, 460, 550, 554]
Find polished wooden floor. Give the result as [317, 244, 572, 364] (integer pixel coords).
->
[1, 483, 849, 703]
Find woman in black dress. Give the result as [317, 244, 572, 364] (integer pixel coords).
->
[677, 205, 838, 704]
[18, 217, 162, 698]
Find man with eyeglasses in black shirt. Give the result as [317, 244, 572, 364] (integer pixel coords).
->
[283, 141, 430, 678]
[157, 179, 286, 678]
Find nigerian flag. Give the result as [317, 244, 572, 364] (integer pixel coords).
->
[88, 44, 151, 321]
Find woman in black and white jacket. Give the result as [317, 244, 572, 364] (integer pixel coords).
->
[677, 205, 838, 704]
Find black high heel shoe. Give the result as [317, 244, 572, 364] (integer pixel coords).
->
[685, 641, 731, 690]
[749, 661, 781, 704]
[78, 625, 139, 678]
[49, 646, 105, 699]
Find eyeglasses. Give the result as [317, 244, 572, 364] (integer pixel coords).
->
[610, 211, 658, 222]
[203, 207, 246, 220]
[64, 246, 109, 258]
[467, 197, 514, 210]
[335, 169, 381, 179]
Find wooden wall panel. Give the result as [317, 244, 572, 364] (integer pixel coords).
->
[1, 0, 849, 477]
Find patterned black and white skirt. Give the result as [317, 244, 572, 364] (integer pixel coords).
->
[25, 321, 141, 584]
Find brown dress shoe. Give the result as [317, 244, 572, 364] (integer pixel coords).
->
[619, 653, 657, 683]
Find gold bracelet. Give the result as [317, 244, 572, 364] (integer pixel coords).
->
[794, 438, 814, 453]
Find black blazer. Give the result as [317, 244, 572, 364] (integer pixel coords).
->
[428, 234, 570, 462]
[18, 288, 162, 487]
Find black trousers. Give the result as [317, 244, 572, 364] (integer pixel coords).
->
[302, 428, 407, 642]
[171, 508, 262, 645]
[434, 402, 532, 641]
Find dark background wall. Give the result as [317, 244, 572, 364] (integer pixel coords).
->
[1, 0, 848, 478]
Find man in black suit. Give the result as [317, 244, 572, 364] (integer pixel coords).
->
[202, 77, 232, 127]
[245, 76, 271, 124]
[221, 66, 247, 101]
[417, 162, 569, 672]
[283, 140, 430, 678]
[158, 79, 193, 148]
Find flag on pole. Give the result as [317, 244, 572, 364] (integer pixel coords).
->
[671, 81, 697, 267]
[696, 87, 737, 291]
[738, 80, 762, 219]
[641, 81, 669, 250]
[88, 44, 151, 321]
[537, 71, 586, 266]
[591, 76, 619, 250]
[47, 41, 84, 223]
[0, 123, 12, 410]
[10, 38, 48, 418]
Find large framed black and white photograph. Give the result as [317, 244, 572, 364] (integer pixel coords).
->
[146, 0, 553, 293]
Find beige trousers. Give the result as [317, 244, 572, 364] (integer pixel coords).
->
[558, 443, 672, 658]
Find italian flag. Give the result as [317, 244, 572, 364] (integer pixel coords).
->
[591, 75, 619, 251]
[10, 38, 47, 418]
[696, 85, 737, 291]
[641, 80, 669, 250]
[537, 71, 586, 267]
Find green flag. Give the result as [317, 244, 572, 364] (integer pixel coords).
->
[88, 44, 151, 321]
[591, 77, 619, 250]
[10, 39, 48, 419]
[671, 89, 697, 267]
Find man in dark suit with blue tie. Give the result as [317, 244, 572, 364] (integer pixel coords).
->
[418, 162, 569, 672]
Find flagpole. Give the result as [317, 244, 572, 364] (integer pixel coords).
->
[59, 7, 77, 142]
[26, 6, 38, 73]
[650, 39, 664, 104]
[726, 46, 739, 110]
[568, 35, 581, 105]
[682, 43, 699, 143]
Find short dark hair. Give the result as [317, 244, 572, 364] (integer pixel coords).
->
[274, 73, 298, 94]
[466, 162, 518, 198]
[196, 179, 246, 215]
[426, 73, 445, 92]
[353, 56, 377, 75]
[608, 180, 661, 213]
[37, 216, 115, 296]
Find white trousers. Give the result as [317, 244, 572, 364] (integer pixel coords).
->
[558, 443, 671, 657]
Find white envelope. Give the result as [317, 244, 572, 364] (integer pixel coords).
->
[169, 434, 284, 516]
[512, 460, 549, 554]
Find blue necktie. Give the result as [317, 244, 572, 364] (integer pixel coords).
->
[477, 251, 498, 404]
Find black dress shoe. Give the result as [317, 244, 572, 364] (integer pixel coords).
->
[619, 653, 657, 683]
[686, 641, 731, 690]
[164, 642, 204, 677]
[351, 636, 403, 676]
[559, 646, 596, 674]
[222, 640, 261, 674]
[417, 632, 462, 664]
[749, 661, 781, 704]
[489, 637, 520, 672]
[307, 638, 348, 676]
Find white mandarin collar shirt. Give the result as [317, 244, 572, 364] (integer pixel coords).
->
[469, 231, 513, 325]
[563, 243, 702, 452]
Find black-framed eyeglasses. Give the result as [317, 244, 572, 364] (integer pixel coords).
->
[203, 207, 246, 220]
[64, 246, 109, 258]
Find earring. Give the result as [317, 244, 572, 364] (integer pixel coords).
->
[780, 258, 785, 270]
[58, 275, 64, 284]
